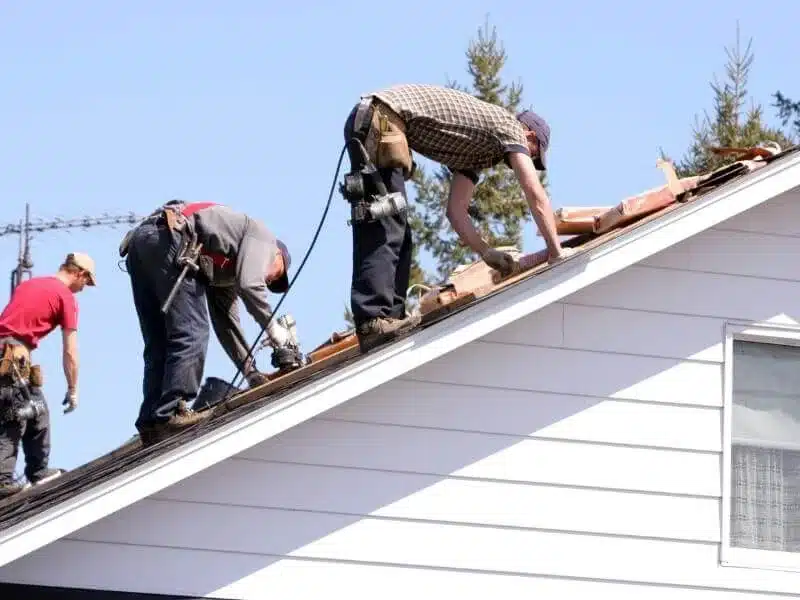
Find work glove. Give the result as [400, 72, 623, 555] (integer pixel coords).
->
[62, 389, 78, 414]
[266, 317, 290, 348]
[547, 246, 576, 265]
[481, 248, 516, 277]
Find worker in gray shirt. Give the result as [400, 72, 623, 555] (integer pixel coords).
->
[183, 201, 293, 386]
[122, 200, 292, 445]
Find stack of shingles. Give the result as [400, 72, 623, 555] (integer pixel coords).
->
[418, 145, 782, 315]
[531, 146, 779, 261]
[417, 160, 690, 315]
[549, 158, 694, 237]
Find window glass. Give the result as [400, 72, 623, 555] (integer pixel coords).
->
[731, 340, 800, 553]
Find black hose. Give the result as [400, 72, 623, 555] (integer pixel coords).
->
[223, 142, 348, 396]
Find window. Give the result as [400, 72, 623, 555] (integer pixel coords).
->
[722, 322, 800, 570]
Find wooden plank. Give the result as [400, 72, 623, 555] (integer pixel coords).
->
[309, 329, 356, 354]
[212, 343, 363, 416]
[309, 334, 358, 362]
[420, 292, 477, 325]
[551, 207, 609, 235]
[446, 260, 500, 296]
[215, 286, 481, 417]
[593, 187, 677, 234]
[709, 144, 781, 161]
[488, 200, 688, 291]
[419, 287, 475, 316]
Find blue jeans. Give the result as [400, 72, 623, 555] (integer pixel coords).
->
[125, 221, 210, 428]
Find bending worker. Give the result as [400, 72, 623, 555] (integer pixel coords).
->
[341, 83, 572, 351]
[0, 252, 96, 498]
[121, 200, 292, 446]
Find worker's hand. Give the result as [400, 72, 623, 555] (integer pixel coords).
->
[481, 248, 515, 277]
[548, 246, 575, 265]
[62, 389, 78, 414]
[267, 317, 290, 348]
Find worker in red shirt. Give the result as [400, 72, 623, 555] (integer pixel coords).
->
[0, 252, 96, 498]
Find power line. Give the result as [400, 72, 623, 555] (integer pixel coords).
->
[1, 203, 144, 297]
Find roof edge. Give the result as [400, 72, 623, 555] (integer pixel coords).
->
[2, 152, 800, 567]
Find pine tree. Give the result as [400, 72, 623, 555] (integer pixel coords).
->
[772, 91, 800, 141]
[408, 16, 541, 283]
[664, 24, 793, 178]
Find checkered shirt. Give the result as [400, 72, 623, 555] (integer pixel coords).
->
[367, 83, 530, 173]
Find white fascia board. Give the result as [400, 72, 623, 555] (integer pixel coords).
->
[1, 153, 800, 568]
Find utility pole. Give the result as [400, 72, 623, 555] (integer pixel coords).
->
[0, 202, 143, 297]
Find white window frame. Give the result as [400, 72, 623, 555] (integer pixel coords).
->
[721, 319, 800, 572]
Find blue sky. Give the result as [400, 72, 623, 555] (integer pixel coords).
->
[0, 1, 797, 472]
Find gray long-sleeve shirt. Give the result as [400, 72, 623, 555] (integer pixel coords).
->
[186, 203, 278, 333]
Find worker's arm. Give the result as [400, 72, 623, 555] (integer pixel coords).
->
[61, 328, 79, 413]
[61, 328, 78, 391]
[507, 151, 564, 260]
[445, 171, 489, 256]
[236, 248, 273, 330]
[445, 170, 516, 274]
[234, 233, 289, 344]
[206, 285, 256, 376]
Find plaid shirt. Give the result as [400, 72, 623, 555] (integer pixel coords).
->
[367, 83, 530, 175]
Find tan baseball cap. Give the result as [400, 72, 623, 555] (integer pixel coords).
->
[66, 252, 97, 286]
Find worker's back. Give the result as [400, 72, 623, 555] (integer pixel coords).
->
[0, 276, 77, 349]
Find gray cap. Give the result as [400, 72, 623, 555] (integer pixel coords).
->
[516, 110, 550, 170]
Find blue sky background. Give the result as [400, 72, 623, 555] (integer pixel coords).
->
[0, 1, 797, 472]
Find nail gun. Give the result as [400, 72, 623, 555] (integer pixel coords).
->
[262, 314, 309, 373]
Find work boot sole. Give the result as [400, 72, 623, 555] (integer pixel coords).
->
[143, 410, 210, 447]
[357, 315, 421, 353]
[168, 410, 209, 429]
[28, 470, 65, 487]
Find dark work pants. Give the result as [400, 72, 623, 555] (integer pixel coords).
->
[0, 384, 50, 484]
[343, 103, 413, 326]
[125, 221, 210, 428]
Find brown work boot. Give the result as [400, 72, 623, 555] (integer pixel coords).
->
[356, 314, 421, 353]
[162, 400, 209, 434]
[142, 401, 209, 447]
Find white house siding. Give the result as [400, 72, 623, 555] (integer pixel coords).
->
[3, 189, 800, 598]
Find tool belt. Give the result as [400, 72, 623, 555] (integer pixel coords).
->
[119, 201, 189, 258]
[0, 338, 42, 387]
[118, 203, 215, 283]
[354, 97, 415, 180]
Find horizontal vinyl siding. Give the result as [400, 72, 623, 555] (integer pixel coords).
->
[4, 193, 800, 598]
[5, 539, 796, 600]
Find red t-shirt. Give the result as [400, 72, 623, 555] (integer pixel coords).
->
[0, 276, 78, 349]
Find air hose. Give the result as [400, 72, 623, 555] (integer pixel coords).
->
[223, 142, 348, 396]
